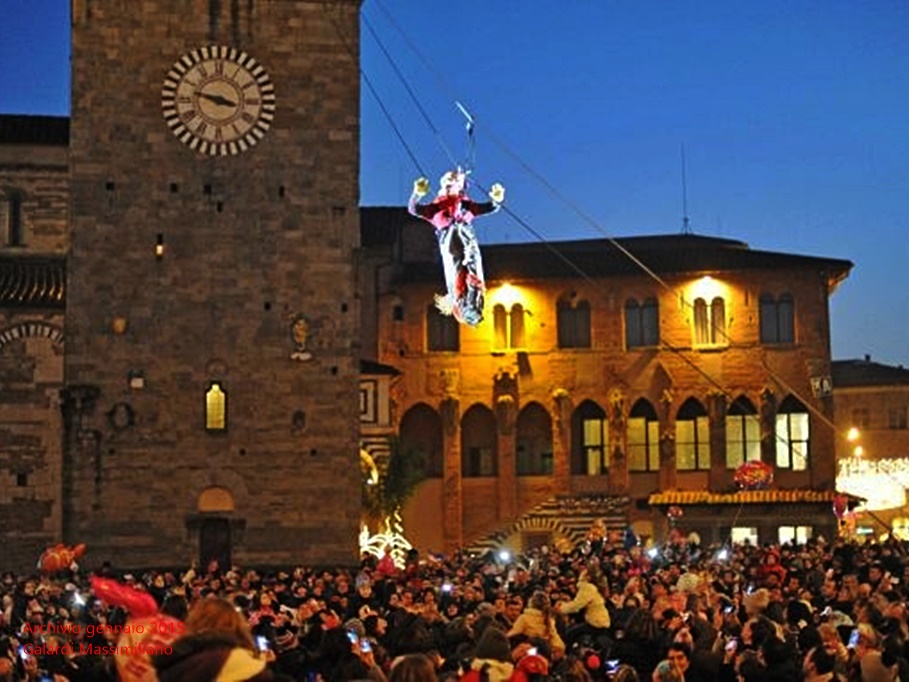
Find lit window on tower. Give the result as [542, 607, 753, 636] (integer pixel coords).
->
[205, 382, 227, 431]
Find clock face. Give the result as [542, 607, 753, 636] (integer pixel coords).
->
[161, 46, 276, 156]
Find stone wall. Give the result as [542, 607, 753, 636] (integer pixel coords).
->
[65, 0, 363, 568]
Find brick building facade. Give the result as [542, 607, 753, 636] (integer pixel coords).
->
[358, 211, 853, 553]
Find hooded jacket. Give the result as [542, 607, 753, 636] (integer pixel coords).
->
[559, 579, 611, 629]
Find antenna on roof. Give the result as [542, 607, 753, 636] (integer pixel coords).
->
[681, 144, 692, 234]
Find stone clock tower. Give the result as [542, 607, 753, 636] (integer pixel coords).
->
[65, 0, 363, 567]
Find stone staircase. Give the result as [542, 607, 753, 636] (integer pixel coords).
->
[465, 493, 631, 555]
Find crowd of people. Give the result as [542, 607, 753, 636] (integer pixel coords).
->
[2, 528, 909, 681]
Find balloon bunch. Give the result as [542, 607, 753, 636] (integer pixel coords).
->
[734, 461, 774, 490]
[38, 543, 86, 573]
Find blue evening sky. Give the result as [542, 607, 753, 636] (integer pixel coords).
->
[1, 0, 907, 366]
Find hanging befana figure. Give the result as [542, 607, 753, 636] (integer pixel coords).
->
[408, 169, 505, 327]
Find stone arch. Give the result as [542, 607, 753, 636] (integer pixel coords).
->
[399, 402, 443, 477]
[501, 515, 576, 552]
[516, 401, 553, 476]
[197, 486, 235, 513]
[187, 469, 250, 513]
[462, 403, 497, 477]
[0, 321, 64, 351]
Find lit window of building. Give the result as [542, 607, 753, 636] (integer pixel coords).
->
[571, 401, 609, 475]
[776, 395, 810, 470]
[693, 296, 726, 347]
[205, 382, 227, 431]
[779, 525, 812, 544]
[492, 303, 525, 351]
[628, 399, 660, 472]
[676, 398, 710, 470]
[726, 396, 760, 468]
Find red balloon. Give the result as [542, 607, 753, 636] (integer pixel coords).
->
[90, 576, 158, 618]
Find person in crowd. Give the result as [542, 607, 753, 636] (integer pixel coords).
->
[506, 590, 565, 659]
[152, 596, 291, 681]
[651, 658, 683, 682]
[10, 530, 909, 682]
[802, 645, 837, 682]
[389, 653, 438, 682]
[556, 564, 611, 649]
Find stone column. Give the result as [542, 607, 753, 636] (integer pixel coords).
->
[759, 388, 777, 467]
[440, 397, 462, 552]
[708, 391, 727, 491]
[495, 395, 517, 523]
[659, 389, 676, 491]
[608, 393, 629, 493]
[551, 389, 572, 491]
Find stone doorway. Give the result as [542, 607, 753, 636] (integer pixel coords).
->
[199, 517, 231, 571]
[196, 486, 235, 571]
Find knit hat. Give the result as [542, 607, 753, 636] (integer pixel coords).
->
[475, 626, 511, 663]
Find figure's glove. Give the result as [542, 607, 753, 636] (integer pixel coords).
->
[413, 177, 430, 198]
[489, 183, 505, 204]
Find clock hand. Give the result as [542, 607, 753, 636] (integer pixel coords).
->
[198, 92, 237, 108]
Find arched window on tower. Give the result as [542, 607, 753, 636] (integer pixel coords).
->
[205, 382, 227, 431]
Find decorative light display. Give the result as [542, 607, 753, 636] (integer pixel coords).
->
[359, 511, 413, 569]
[837, 457, 909, 511]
